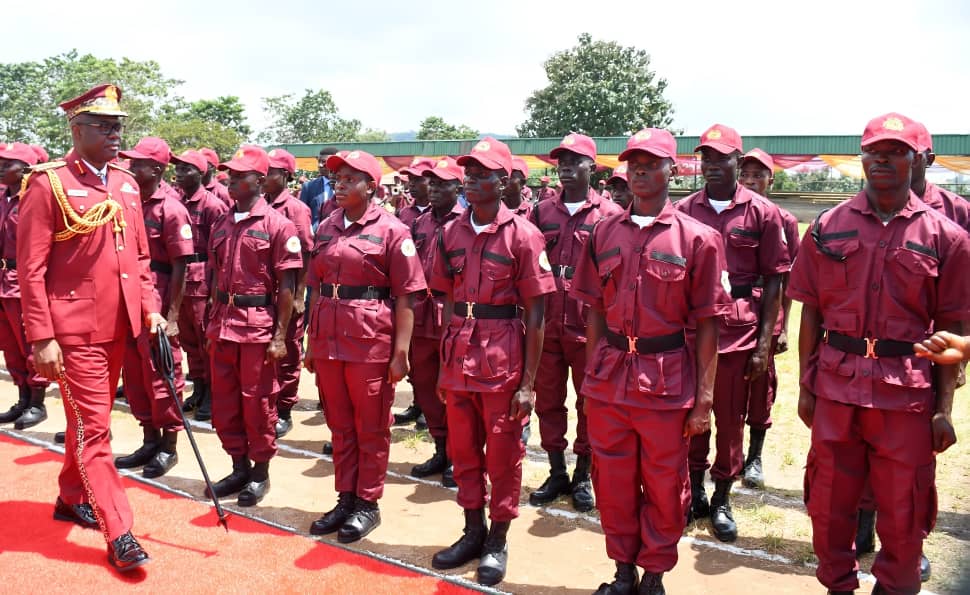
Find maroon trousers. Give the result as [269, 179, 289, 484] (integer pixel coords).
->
[446, 390, 526, 522]
[122, 330, 184, 431]
[276, 308, 305, 411]
[587, 398, 690, 573]
[688, 349, 751, 480]
[59, 340, 134, 542]
[0, 298, 48, 388]
[314, 359, 394, 502]
[209, 340, 279, 462]
[178, 296, 209, 383]
[745, 335, 779, 430]
[408, 336, 447, 439]
[534, 336, 590, 455]
[806, 398, 935, 594]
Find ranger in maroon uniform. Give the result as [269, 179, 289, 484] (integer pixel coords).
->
[396, 157, 435, 229]
[789, 113, 970, 595]
[572, 129, 731, 595]
[263, 148, 312, 438]
[114, 137, 194, 478]
[529, 133, 622, 512]
[607, 163, 633, 210]
[428, 138, 555, 586]
[199, 147, 233, 207]
[674, 124, 790, 543]
[305, 150, 426, 543]
[0, 143, 51, 428]
[205, 145, 301, 507]
[171, 150, 228, 420]
[502, 157, 534, 219]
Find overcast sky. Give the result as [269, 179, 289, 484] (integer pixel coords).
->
[8, 0, 969, 137]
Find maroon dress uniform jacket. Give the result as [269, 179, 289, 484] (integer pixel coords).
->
[18, 151, 158, 345]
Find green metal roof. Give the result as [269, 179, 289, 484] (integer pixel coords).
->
[270, 134, 970, 157]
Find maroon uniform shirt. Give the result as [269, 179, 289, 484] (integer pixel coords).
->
[570, 202, 731, 410]
[429, 204, 556, 394]
[206, 179, 233, 207]
[267, 189, 313, 254]
[411, 203, 464, 340]
[307, 202, 427, 363]
[0, 185, 24, 299]
[674, 184, 791, 352]
[142, 187, 194, 310]
[531, 187, 623, 343]
[396, 203, 430, 230]
[921, 181, 970, 233]
[181, 186, 228, 299]
[206, 199, 303, 343]
[788, 191, 970, 412]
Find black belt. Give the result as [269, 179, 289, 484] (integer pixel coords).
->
[605, 329, 686, 354]
[0, 257, 15, 270]
[730, 276, 764, 299]
[319, 283, 391, 300]
[824, 330, 913, 359]
[150, 260, 173, 274]
[453, 302, 519, 320]
[551, 264, 575, 279]
[185, 253, 208, 263]
[427, 288, 446, 297]
[216, 290, 271, 307]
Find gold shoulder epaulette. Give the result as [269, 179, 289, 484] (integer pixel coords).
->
[31, 160, 66, 172]
[107, 162, 133, 175]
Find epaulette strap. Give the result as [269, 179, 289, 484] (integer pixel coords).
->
[30, 160, 66, 172]
[107, 162, 133, 176]
[44, 169, 127, 245]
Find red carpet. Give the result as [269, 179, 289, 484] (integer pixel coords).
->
[0, 434, 475, 594]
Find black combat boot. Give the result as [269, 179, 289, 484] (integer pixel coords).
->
[14, 386, 48, 429]
[432, 508, 487, 569]
[114, 385, 127, 403]
[741, 427, 767, 489]
[571, 454, 595, 512]
[855, 508, 875, 556]
[392, 404, 422, 426]
[194, 383, 211, 422]
[206, 456, 251, 498]
[638, 571, 666, 595]
[412, 437, 449, 478]
[322, 441, 333, 455]
[0, 385, 29, 424]
[114, 427, 161, 469]
[337, 497, 381, 543]
[143, 430, 178, 478]
[529, 450, 570, 506]
[309, 491, 356, 535]
[441, 464, 456, 488]
[688, 469, 709, 522]
[710, 479, 737, 542]
[275, 406, 293, 438]
[593, 561, 639, 594]
[182, 379, 205, 412]
[477, 519, 510, 586]
[238, 460, 270, 506]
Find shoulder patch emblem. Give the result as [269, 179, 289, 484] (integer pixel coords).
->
[401, 238, 417, 257]
[179, 223, 193, 240]
[121, 182, 137, 193]
[285, 236, 301, 254]
[538, 250, 552, 272]
[721, 270, 732, 294]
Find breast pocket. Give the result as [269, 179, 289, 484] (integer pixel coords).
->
[890, 246, 939, 307]
[817, 238, 861, 291]
[481, 251, 514, 300]
[595, 252, 623, 309]
[210, 232, 229, 272]
[641, 251, 687, 313]
[240, 231, 271, 276]
[348, 236, 387, 281]
[50, 276, 97, 334]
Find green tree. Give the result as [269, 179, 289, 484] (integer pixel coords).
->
[151, 117, 243, 158]
[416, 116, 478, 140]
[517, 33, 674, 138]
[358, 128, 391, 142]
[257, 89, 360, 144]
[185, 96, 251, 137]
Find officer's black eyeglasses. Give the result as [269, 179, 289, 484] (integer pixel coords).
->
[75, 121, 125, 136]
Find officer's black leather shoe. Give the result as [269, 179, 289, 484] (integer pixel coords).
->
[476, 520, 510, 586]
[0, 386, 29, 424]
[920, 552, 931, 582]
[441, 465, 457, 488]
[393, 404, 422, 425]
[115, 428, 161, 469]
[274, 417, 293, 439]
[322, 441, 333, 455]
[337, 498, 381, 543]
[53, 497, 98, 529]
[710, 480, 737, 542]
[15, 405, 47, 429]
[855, 509, 875, 556]
[593, 562, 639, 595]
[206, 457, 251, 498]
[638, 572, 666, 595]
[571, 454, 595, 512]
[107, 531, 150, 572]
[309, 491, 355, 535]
[432, 508, 487, 569]
[688, 470, 709, 522]
[143, 451, 178, 479]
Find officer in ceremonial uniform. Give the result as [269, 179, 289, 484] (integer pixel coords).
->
[171, 149, 228, 420]
[18, 83, 162, 571]
[571, 129, 731, 594]
[674, 124, 790, 542]
[406, 157, 465, 486]
[0, 143, 51, 428]
[529, 133, 622, 512]
[304, 149, 426, 542]
[789, 113, 970, 595]
[262, 148, 312, 438]
[199, 147, 233, 207]
[205, 145, 301, 506]
[429, 138, 554, 586]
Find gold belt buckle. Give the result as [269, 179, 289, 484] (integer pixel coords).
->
[627, 335, 637, 354]
[331, 283, 340, 299]
[466, 302, 476, 320]
[0, 259, 6, 270]
[865, 337, 879, 360]
[228, 292, 236, 306]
